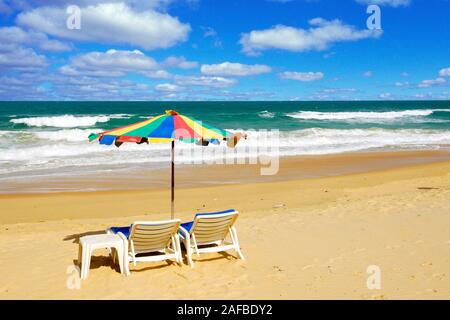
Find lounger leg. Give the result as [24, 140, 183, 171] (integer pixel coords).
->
[182, 237, 194, 267]
[129, 240, 137, 267]
[78, 243, 82, 269]
[81, 243, 88, 279]
[82, 244, 91, 279]
[231, 226, 245, 260]
[122, 241, 130, 276]
[79, 243, 85, 279]
[120, 251, 130, 276]
[116, 232, 130, 276]
[192, 234, 200, 257]
[115, 245, 125, 276]
[174, 234, 182, 265]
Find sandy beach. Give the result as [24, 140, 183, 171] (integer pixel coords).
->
[0, 150, 449, 299]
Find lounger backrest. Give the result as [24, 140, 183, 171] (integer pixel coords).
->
[129, 219, 180, 254]
[190, 212, 239, 244]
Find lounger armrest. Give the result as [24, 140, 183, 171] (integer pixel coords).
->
[116, 232, 128, 246]
[178, 226, 190, 239]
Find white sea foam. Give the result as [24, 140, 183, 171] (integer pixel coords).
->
[33, 129, 103, 142]
[0, 130, 12, 136]
[285, 109, 447, 121]
[274, 128, 450, 154]
[258, 110, 275, 118]
[1, 128, 449, 176]
[9, 114, 131, 128]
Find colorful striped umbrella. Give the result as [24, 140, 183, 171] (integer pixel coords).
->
[88, 110, 242, 218]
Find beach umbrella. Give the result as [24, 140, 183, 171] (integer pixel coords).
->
[88, 110, 243, 219]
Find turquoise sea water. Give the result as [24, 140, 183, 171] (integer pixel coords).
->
[0, 100, 449, 183]
[1, 100, 450, 131]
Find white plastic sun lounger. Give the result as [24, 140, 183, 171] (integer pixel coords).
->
[109, 220, 182, 276]
[178, 209, 244, 267]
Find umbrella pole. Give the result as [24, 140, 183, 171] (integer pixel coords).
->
[171, 140, 175, 219]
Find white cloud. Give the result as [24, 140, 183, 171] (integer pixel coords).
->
[379, 92, 393, 99]
[0, 26, 71, 52]
[363, 71, 373, 77]
[323, 52, 336, 59]
[240, 18, 381, 55]
[200, 26, 223, 48]
[175, 76, 237, 88]
[355, 0, 411, 7]
[438, 67, 450, 77]
[413, 93, 433, 99]
[141, 70, 173, 79]
[417, 77, 446, 88]
[201, 26, 217, 38]
[279, 71, 324, 81]
[201, 62, 272, 77]
[16, 2, 190, 50]
[59, 49, 158, 77]
[155, 83, 183, 92]
[59, 50, 199, 79]
[395, 81, 409, 87]
[212, 90, 274, 100]
[0, 46, 47, 70]
[162, 56, 198, 69]
[52, 75, 151, 100]
[59, 65, 123, 77]
[320, 88, 358, 94]
[5, 0, 176, 11]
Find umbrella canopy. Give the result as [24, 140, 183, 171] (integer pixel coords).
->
[89, 110, 242, 219]
[89, 110, 231, 146]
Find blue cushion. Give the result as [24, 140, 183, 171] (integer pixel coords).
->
[180, 221, 194, 233]
[99, 135, 116, 145]
[210, 139, 220, 145]
[179, 209, 235, 236]
[195, 209, 235, 218]
[110, 225, 131, 239]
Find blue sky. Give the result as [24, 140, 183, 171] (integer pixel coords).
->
[0, 0, 449, 101]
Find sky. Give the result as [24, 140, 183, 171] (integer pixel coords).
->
[0, 0, 449, 101]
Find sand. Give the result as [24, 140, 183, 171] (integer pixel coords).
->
[0, 151, 449, 299]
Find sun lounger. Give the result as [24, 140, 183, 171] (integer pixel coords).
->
[178, 209, 244, 267]
[108, 219, 182, 275]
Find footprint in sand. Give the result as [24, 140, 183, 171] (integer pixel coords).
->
[432, 273, 445, 280]
[425, 288, 438, 293]
[385, 244, 402, 250]
[326, 256, 343, 264]
[270, 266, 287, 281]
[421, 262, 433, 267]
[302, 264, 314, 270]
[273, 266, 284, 272]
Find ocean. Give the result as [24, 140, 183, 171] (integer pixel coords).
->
[0, 101, 449, 186]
